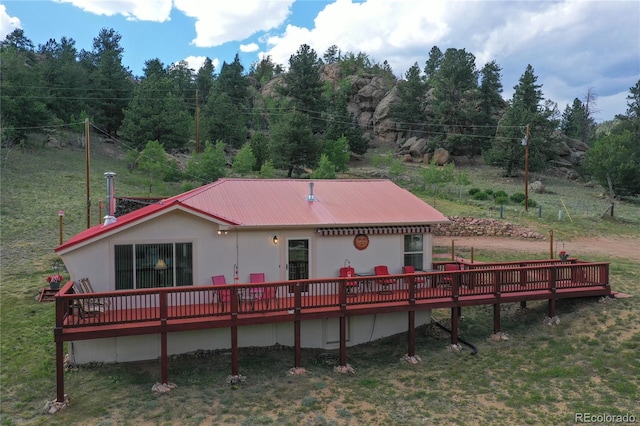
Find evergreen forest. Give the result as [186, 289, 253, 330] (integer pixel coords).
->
[2, 27, 639, 196]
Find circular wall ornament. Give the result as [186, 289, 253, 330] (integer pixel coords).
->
[353, 234, 369, 250]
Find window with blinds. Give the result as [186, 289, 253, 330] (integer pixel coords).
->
[114, 242, 193, 290]
[403, 234, 424, 270]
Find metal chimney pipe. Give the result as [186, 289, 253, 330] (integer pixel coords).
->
[307, 181, 316, 202]
[103, 171, 117, 225]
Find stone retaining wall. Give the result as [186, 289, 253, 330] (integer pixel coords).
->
[433, 216, 545, 239]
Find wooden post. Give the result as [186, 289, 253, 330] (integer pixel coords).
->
[159, 292, 168, 384]
[58, 210, 64, 245]
[524, 124, 530, 212]
[231, 326, 239, 376]
[339, 316, 347, 366]
[548, 265, 557, 318]
[471, 247, 474, 263]
[98, 200, 104, 226]
[85, 118, 91, 229]
[493, 304, 501, 334]
[450, 307, 459, 344]
[408, 311, 416, 357]
[160, 332, 168, 384]
[55, 294, 66, 402]
[230, 286, 239, 375]
[294, 282, 302, 368]
[56, 340, 65, 402]
[294, 320, 301, 368]
[549, 229, 554, 259]
[195, 89, 200, 154]
[451, 240, 455, 261]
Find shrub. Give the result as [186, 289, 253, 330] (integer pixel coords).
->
[468, 188, 481, 195]
[473, 191, 489, 200]
[510, 192, 526, 203]
[494, 194, 509, 205]
[485, 189, 494, 195]
[494, 190, 508, 199]
[524, 199, 537, 207]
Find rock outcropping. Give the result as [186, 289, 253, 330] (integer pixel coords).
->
[258, 63, 587, 177]
[433, 216, 545, 239]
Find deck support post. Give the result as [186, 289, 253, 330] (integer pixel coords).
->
[548, 298, 556, 318]
[520, 301, 527, 309]
[294, 320, 301, 368]
[408, 311, 416, 357]
[231, 326, 239, 376]
[55, 340, 65, 402]
[450, 307, 459, 344]
[160, 331, 168, 384]
[159, 291, 169, 384]
[493, 304, 501, 333]
[339, 316, 347, 366]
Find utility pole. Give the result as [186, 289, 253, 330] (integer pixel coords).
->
[523, 124, 531, 212]
[85, 118, 91, 228]
[195, 89, 200, 154]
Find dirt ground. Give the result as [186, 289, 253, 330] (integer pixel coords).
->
[434, 235, 640, 262]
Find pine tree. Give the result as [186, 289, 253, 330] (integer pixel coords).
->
[278, 44, 324, 130]
[0, 30, 50, 142]
[486, 65, 558, 176]
[477, 60, 504, 152]
[217, 53, 250, 110]
[36, 37, 88, 123]
[202, 86, 247, 148]
[323, 80, 368, 155]
[390, 62, 427, 137]
[121, 71, 192, 151]
[195, 58, 216, 106]
[270, 110, 320, 177]
[82, 28, 134, 135]
[430, 48, 479, 153]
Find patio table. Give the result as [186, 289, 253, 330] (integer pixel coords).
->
[355, 272, 375, 292]
[240, 288, 263, 310]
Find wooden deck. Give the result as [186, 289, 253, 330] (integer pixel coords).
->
[53, 258, 610, 402]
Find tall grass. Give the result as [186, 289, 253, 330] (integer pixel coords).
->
[1, 141, 638, 425]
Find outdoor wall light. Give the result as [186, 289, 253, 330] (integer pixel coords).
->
[272, 235, 279, 245]
[217, 229, 228, 235]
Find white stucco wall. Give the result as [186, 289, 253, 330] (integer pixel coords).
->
[69, 309, 432, 364]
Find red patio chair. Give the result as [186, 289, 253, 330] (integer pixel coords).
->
[249, 273, 278, 309]
[211, 275, 230, 309]
[441, 263, 460, 287]
[373, 265, 395, 294]
[402, 265, 426, 287]
[339, 266, 358, 295]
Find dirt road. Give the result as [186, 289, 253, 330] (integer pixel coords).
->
[434, 235, 640, 262]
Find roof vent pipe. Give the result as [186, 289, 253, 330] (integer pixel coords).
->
[307, 181, 316, 202]
[103, 171, 117, 226]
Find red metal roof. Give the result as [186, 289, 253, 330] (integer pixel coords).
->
[57, 179, 449, 252]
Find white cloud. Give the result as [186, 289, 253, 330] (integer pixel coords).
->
[183, 55, 219, 72]
[173, 0, 294, 47]
[240, 43, 259, 53]
[0, 4, 21, 39]
[55, 0, 172, 22]
[260, 0, 639, 120]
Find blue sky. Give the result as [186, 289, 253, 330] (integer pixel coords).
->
[1, 0, 639, 122]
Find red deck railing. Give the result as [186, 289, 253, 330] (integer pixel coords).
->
[55, 259, 610, 334]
